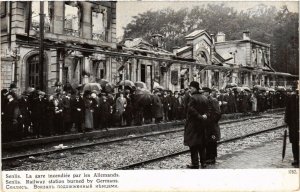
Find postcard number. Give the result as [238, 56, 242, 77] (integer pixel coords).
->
[288, 170, 297, 174]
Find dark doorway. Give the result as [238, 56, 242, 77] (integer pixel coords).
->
[141, 64, 146, 83]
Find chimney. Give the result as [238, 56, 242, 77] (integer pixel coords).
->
[243, 30, 250, 40]
[216, 32, 225, 42]
[152, 34, 163, 48]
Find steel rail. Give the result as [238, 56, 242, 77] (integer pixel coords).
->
[115, 124, 286, 170]
[2, 113, 283, 162]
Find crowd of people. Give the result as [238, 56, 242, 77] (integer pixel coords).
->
[183, 81, 299, 169]
[1, 82, 290, 143]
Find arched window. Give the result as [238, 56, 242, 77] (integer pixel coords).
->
[27, 54, 40, 88]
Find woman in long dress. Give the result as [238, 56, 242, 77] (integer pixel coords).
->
[115, 92, 127, 126]
[84, 91, 95, 131]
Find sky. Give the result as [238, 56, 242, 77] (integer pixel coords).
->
[116, 0, 299, 38]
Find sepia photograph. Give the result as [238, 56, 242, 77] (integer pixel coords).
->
[1, 0, 299, 191]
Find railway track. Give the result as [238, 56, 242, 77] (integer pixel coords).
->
[2, 112, 283, 163]
[115, 124, 286, 170]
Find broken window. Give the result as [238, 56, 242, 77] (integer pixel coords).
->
[31, 1, 50, 32]
[64, 2, 80, 37]
[92, 6, 107, 41]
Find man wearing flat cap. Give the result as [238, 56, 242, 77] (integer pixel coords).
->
[184, 81, 209, 169]
[203, 87, 221, 164]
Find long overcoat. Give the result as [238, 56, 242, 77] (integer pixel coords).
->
[151, 94, 163, 119]
[184, 92, 209, 147]
[84, 98, 94, 129]
[71, 97, 85, 123]
[285, 94, 299, 144]
[62, 97, 72, 123]
[250, 95, 257, 112]
[3, 99, 20, 131]
[207, 96, 221, 141]
[227, 93, 237, 113]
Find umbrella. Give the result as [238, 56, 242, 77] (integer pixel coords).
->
[135, 88, 151, 95]
[282, 129, 288, 162]
[253, 85, 262, 90]
[134, 88, 152, 107]
[276, 86, 286, 92]
[99, 79, 109, 88]
[135, 81, 147, 89]
[253, 85, 267, 91]
[232, 87, 243, 92]
[103, 83, 115, 93]
[267, 88, 275, 92]
[241, 86, 251, 92]
[117, 80, 135, 87]
[225, 83, 237, 88]
[83, 83, 102, 93]
[155, 85, 164, 90]
[153, 82, 164, 90]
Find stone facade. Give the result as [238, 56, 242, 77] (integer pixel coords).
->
[1, 1, 117, 93]
[175, 29, 295, 90]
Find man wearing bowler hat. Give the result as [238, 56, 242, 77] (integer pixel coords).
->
[184, 81, 209, 168]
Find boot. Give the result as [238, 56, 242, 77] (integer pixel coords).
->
[186, 164, 199, 169]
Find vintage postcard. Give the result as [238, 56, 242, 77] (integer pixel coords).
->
[1, 0, 299, 191]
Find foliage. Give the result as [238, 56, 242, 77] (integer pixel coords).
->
[122, 4, 299, 74]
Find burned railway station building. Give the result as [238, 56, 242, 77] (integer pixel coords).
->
[1, 1, 298, 93]
[1, 1, 118, 93]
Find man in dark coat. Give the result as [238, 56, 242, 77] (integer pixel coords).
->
[31, 91, 47, 138]
[18, 91, 32, 138]
[152, 90, 163, 123]
[172, 91, 181, 120]
[62, 93, 73, 133]
[285, 90, 299, 167]
[184, 81, 209, 169]
[2, 93, 21, 142]
[203, 87, 221, 164]
[71, 93, 85, 133]
[99, 95, 111, 131]
[162, 91, 171, 122]
[227, 90, 237, 113]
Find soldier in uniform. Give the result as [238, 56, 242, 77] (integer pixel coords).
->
[184, 81, 209, 169]
[203, 87, 221, 164]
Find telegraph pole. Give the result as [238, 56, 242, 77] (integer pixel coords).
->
[39, 1, 45, 90]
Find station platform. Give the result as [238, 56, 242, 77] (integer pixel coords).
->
[2, 108, 284, 150]
[211, 138, 296, 169]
